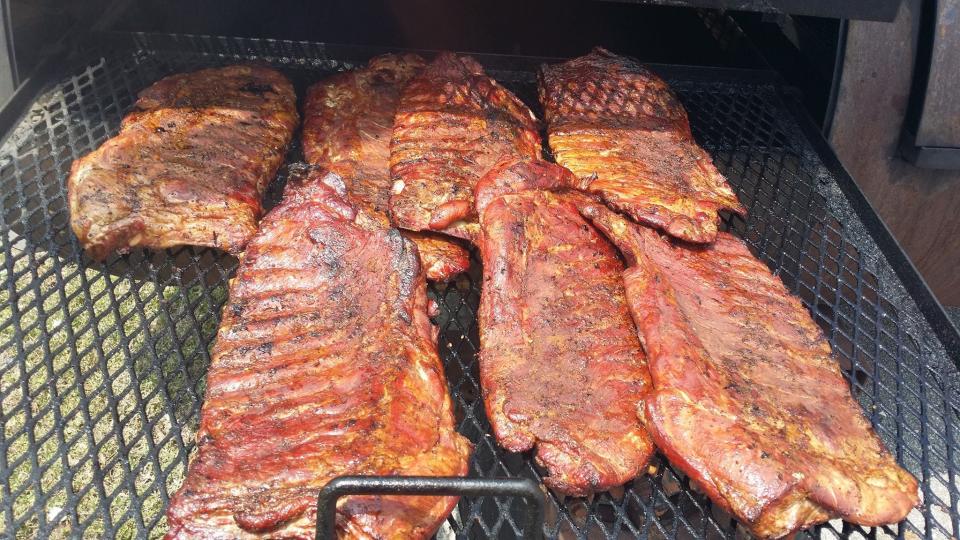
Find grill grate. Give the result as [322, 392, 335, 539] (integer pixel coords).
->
[0, 32, 958, 539]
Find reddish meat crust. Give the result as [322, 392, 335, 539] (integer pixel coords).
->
[165, 169, 472, 539]
[402, 231, 471, 282]
[475, 159, 654, 496]
[302, 53, 425, 215]
[539, 48, 743, 243]
[581, 204, 920, 538]
[303, 53, 470, 281]
[68, 65, 298, 259]
[389, 53, 541, 241]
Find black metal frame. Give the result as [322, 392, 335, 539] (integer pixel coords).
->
[0, 31, 957, 539]
[596, 0, 902, 22]
[898, 0, 960, 169]
[784, 93, 960, 358]
[727, 13, 848, 135]
[315, 477, 545, 540]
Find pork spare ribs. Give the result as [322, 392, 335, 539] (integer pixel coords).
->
[539, 48, 743, 243]
[165, 168, 471, 539]
[390, 53, 541, 241]
[303, 53, 470, 281]
[475, 159, 655, 496]
[68, 65, 298, 259]
[581, 203, 920, 538]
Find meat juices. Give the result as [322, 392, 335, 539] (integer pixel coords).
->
[539, 48, 744, 243]
[165, 169, 471, 539]
[302, 53, 470, 281]
[69, 65, 298, 259]
[475, 159, 655, 496]
[582, 203, 920, 539]
[390, 52, 541, 242]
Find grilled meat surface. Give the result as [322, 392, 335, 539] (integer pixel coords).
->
[539, 48, 743, 243]
[475, 159, 654, 495]
[581, 204, 920, 538]
[166, 168, 472, 539]
[402, 230, 471, 282]
[302, 54, 424, 214]
[390, 53, 541, 241]
[303, 53, 470, 281]
[68, 65, 298, 259]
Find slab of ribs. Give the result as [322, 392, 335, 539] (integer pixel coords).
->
[581, 202, 920, 538]
[68, 65, 298, 259]
[389, 52, 542, 241]
[165, 168, 471, 539]
[539, 47, 744, 243]
[104, 49, 921, 539]
[302, 53, 470, 281]
[474, 159, 654, 496]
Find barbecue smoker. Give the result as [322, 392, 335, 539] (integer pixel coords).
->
[0, 1, 958, 539]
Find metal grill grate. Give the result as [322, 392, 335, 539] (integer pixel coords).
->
[0, 32, 957, 539]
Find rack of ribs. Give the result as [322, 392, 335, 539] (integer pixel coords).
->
[539, 48, 744, 244]
[165, 168, 472, 539]
[474, 158, 654, 496]
[68, 65, 298, 259]
[389, 52, 541, 242]
[580, 203, 920, 538]
[303, 53, 471, 281]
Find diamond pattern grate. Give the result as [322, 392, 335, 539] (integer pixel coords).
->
[0, 32, 957, 539]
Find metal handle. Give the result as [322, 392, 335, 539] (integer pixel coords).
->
[315, 476, 545, 540]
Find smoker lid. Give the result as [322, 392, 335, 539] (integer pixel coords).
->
[594, 0, 901, 22]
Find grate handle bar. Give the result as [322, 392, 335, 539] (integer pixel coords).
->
[315, 476, 545, 540]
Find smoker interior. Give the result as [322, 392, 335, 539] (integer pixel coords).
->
[0, 30, 958, 539]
